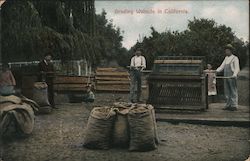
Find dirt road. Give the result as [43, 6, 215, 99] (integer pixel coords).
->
[1, 94, 249, 161]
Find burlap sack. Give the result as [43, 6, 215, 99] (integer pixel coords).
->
[113, 102, 133, 108]
[83, 106, 116, 149]
[128, 105, 157, 151]
[0, 103, 35, 138]
[147, 104, 159, 144]
[19, 95, 39, 112]
[0, 95, 22, 104]
[112, 107, 130, 148]
[0, 111, 18, 137]
[33, 82, 50, 107]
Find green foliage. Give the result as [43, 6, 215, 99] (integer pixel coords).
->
[1, 0, 102, 65]
[1, 1, 125, 69]
[95, 10, 125, 62]
[129, 18, 248, 69]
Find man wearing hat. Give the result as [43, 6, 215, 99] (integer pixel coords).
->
[129, 48, 146, 103]
[216, 44, 240, 111]
[39, 52, 57, 108]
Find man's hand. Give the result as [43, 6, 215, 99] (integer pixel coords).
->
[232, 74, 237, 78]
[140, 66, 144, 72]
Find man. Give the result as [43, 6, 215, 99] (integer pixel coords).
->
[129, 48, 146, 103]
[216, 44, 240, 111]
[38, 52, 57, 108]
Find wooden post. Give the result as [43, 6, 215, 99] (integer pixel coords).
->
[77, 60, 81, 76]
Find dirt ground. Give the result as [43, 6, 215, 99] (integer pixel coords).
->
[1, 93, 250, 161]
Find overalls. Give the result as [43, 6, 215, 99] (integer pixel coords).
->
[129, 57, 143, 102]
[224, 57, 238, 108]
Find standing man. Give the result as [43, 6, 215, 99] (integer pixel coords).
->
[39, 52, 57, 109]
[129, 48, 146, 103]
[216, 44, 240, 111]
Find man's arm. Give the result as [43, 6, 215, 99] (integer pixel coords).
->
[130, 56, 134, 67]
[141, 56, 146, 70]
[216, 58, 226, 73]
[232, 56, 240, 77]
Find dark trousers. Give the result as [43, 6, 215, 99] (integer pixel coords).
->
[129, 70, 142, 102]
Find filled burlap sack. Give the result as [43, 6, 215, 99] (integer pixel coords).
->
[19, 95, 39, 113]
[0, 103, 35, 138]
[0, 95, 22, 104]
[128, 105, 157, 151]
[112, 106, 130, 148]
[32, 82, 50, 107]
[147, 104, 159, 144]
[113, 102, 133, 109]
[83, 106, 116, 149]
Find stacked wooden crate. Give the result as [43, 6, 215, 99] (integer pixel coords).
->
[53, 75, 92, 93]
[95, 68, 130, 92]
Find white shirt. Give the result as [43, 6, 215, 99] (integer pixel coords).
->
[216, 54, 240, 77]
[130, 55, 146, 69]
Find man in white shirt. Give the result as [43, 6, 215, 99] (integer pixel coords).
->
[129, 48, 146, 103]
[216, 44, 240, 111]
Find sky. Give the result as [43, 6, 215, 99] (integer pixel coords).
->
[95, 0, 249, 49]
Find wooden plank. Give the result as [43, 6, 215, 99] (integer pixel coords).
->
[96, 84, 130, 92]
[96, 81, 130, 85]
[96, 84, 129, 88]
[54, 86, 87, 91]
[96, 71, 129, 76]
[154, 60, 202, 64]
[155, 104, 250, 127]
[96, 87, 129, 92]
[95, 77, 130, 81]
[54, 84, 88, 88]
[54, 76, 89, 84]
[96, 67, 118, 72]
[96, 67, 127, 72]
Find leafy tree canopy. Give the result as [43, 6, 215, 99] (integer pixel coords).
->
[128, 18, 248, 69]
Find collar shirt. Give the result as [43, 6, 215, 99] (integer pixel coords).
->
[216, 54, 240, 77]
[130, 55, 146, 69]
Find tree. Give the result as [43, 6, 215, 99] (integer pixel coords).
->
[1, 0, 100, 65]
[94, 9, 126, 66]
[129, 18, 248, 69]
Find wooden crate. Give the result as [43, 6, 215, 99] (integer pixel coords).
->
[148, 75, 208, 110]
[53, 75, 93, 93]
[148, 56, 208, 111]
[95, 68, 130, 92]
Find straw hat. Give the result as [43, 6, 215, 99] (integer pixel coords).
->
[224, 44, 234, 50]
